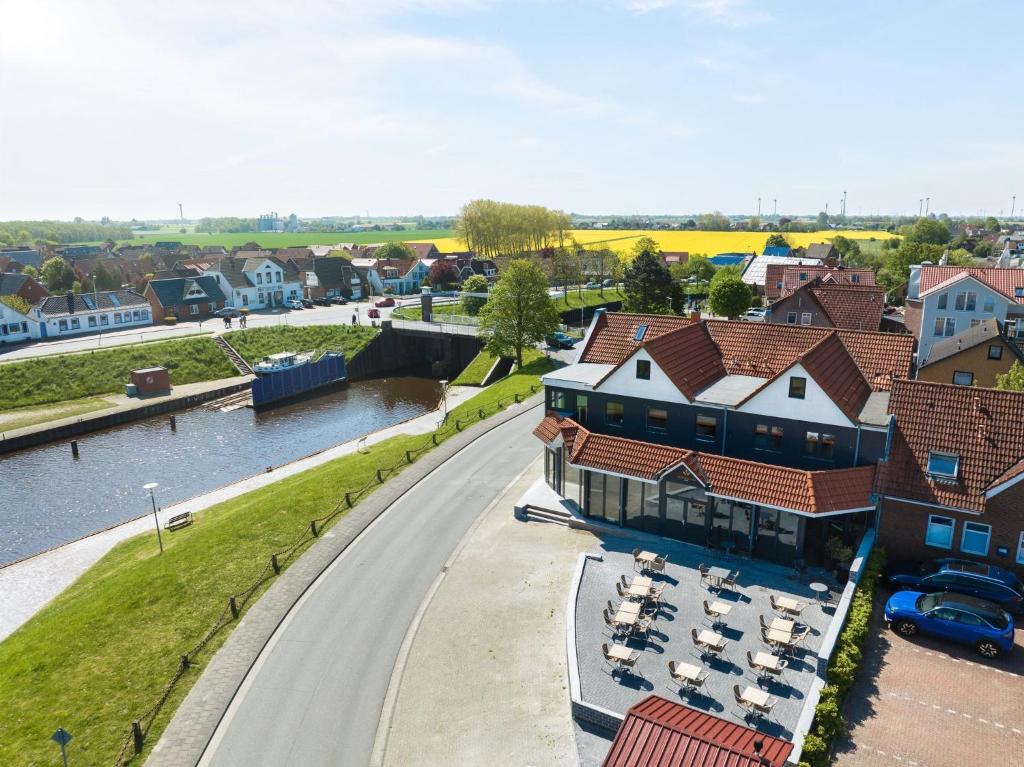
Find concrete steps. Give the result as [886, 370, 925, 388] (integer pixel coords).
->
[214, 337, 254, 376]
[522, 505, 574, 526]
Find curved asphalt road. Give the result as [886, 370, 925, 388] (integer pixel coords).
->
[199, 405, 542, 767]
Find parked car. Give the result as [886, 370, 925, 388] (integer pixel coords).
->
[213, 307, 241, 318]
[300, 298, 315, 308]
[885, 558, 1024, 614]
[312, 297, 332, 306]
[741, 307, 767, 322]
[374, 296, 396, 308]
[602, 279, 615, 288]
[329, 296, 349, 305]
[367, 308, 381, 319]
[584, 281, 601, 289]
[884, 591, 1015, 658]
[285, 299, 304, 310]
[546, 332, 578, 350]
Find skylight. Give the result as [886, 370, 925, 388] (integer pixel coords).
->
[82, 295, 96, 310]
[634, 324, 648, 341]
[927, 451, 959, 479]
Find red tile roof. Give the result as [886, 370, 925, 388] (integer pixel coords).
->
[764, 265, 875, 300]
[535, 417, 876, 513]
[918, 266, 1024, 304]
[809, 284, 885, 331]
[878, 379, 1024, 513]
[833, 328, 915, 390]
[578, 313, 695, 365]
[798, 332, 872, 422]
[603, 695, 794, 767]
[642, 323, 727, 400]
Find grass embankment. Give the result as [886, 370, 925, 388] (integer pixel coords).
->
[0, 356, 555, 766]
[0, 396, 114, 432]
[452, 347, 546, 386]
[553, 287, 624, 310]
[391, 303, 464, 321]
[0, 337, 236, 412]
[222, 325, 378, 365]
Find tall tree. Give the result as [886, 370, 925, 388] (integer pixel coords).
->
[40, 257, 76, 292]
[622, 239, 675, 313]
[427, 259, 460, 290]
[708, 272, 751, 319]
[460, 274, 490, 316]
[996, 361, 1024, 392]
[373, 241, 414, 261]
[906, 218, 951, 245]
[765, 233, 789, 248]
[549, 247, 583, 303]
[455, 200, 570, 260]
[92, 261, 122, 290]
[479, 259, 560, 367]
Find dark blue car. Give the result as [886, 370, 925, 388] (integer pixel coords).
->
[884, 591, 1015, 658]
[885, 558, 1024, 614]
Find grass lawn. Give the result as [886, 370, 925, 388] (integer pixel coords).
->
[452, 347, 546, 386]
[391, 302, 466, 321]
[102, 230, 454, 248]
[0, 396, 115, 433]
[0, 337, 237, 412]
[222, 325, 378, 365]
[0, 355, 554, 766]
[552, 286, 625, 311]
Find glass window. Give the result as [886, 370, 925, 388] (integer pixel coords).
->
[562, 453, 582, 508]
[954, 291, 976, 311]
[801, 312, 812, 325]
[937, 293, 947, 309]
[88, 315, 97, 327]
[786, 312, 797, 324]
[71, 318, 80, 329]
[647, 407, 668, 432]
[933, 317, 955, 337]
[257, 272, 264, 284]
[925, 515, 954, 549]
[586, 471, 604, 519]
[788, 376, 806, 399]
[59, 319, 68, 330]
[952, 371, 974, 386]
[776, 280, 783, 290]
[603, 475, 622, 524]
[624, 479, 645, 530]
[550, 390, 567, 410]
[961, 522, 991, 556]
[100, 315, 108, 326]
[927, 451, 959, 478]
[983, 296, 995, 312]
[754, 423, 783, 450]
[141, 309, 149, 320]
[989, 345, 1003, 360]
[696, 414, 717, 439]
[276, 272, 282, 283]
[113, 313, 122, 324]
[605, 401, 624, 427]
[576, 394, 588, 422]
[190, 304, 200, 316]
[636, 359, 651, 380]
[799, 272, 807, 281]
[133, 310, 141, 320]
[851, 274, 860, 283]
[1017, 288, 1024, 298]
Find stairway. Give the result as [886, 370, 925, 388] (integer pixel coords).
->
[214, 336, 254, 376]
[522, 505, 575, 526]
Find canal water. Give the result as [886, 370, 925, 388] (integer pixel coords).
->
[0, 376, 442, 565]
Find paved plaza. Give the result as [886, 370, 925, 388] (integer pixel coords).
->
[575, 536, 839, 741]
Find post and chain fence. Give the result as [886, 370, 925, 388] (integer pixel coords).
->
[112, 382, 541, 764]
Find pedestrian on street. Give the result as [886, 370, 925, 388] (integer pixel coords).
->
[352, 313, 357, 325]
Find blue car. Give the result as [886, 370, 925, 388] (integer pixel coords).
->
[545, 332, 578, 350]
[884, 591, 1015, 658]
[885, 558, 1024, 614]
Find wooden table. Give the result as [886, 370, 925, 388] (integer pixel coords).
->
[635, 551, 658, 565]
[709, 601, 733, 617]
[627, 583, 651, 599]
[697, 629, 726, 651]
[618, 600, 642, 617]
[671, 661, 703, 682]
[770, 617, 795, 632]
[752, 651, 782, 671]
[606, 644, 633, 662]
[613, 610, 638, 627]
[632, 576, 652, 589]
[773, 595, 802, 612]
[741, 686, 770, 707]
[706, 565, 731, 588]
[765, 627, 794, 647]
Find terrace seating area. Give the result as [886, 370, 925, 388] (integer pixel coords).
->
[576, 536, 837, 740]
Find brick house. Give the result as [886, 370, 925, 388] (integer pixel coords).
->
[876, 380, 1024, 574]
[767, 279, 886, 332]
[764, 265, 875, 302]
[916, 318, 1024, 388]
[144, 276, 226, 321]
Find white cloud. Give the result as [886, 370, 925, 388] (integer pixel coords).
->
[621, 0, 768, 26]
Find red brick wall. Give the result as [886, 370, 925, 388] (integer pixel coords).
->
[16, 275, 50, 303]
[878, 483, 1024, 575]
[768, 291, 832, 328]
[903, 299, 922, 341]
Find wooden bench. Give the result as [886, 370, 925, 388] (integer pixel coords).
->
[164, 512, 193, 531]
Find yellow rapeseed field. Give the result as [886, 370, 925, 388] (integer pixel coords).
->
[413, 229, 893, 258]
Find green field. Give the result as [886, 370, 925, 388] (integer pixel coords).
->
[222, 325, 378, 365]
[106, 229, 454, 248]
[452, 347, 545, 386]
[0, 356, 554, 766]
[0, 337, 236, 411]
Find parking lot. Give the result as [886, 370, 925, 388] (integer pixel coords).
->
[834, 597, 1024, 767]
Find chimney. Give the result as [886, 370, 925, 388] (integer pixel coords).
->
[690, 311, 700, 321]
[65, 291, 75, 314]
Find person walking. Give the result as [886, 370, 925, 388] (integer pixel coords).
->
[352, 312, 357, 325]
[240, 313, 247, 328]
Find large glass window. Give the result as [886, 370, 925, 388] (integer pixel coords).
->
[801, 312, 812, 325]
[754, 423, 783, 451]
[623, 479, 646, 530]
[788, 376, 806, 399]
[937, 293, 947, 309]
[586, 471, 604, 519]
[550, 390, 567, 410]
[933, 317, 955, 337]
[696, 414, 717, 440]
[983, 296, 995, 312]
[605, 401, 624, 427]
[955, 291, 977, 311]
[603, 475, 622, 524]
[952, 371, 974, 386]
[804, 431, 835, 458]
[988, 345, 1003, 360]
[562, 452, 582, 508]
[647, 407, 668, 432]
[925, 515, 954, 549]
[576, 394, 588, 422]
[961, 521, 991, 556]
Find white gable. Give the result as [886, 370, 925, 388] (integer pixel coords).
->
[737, 362, 853, 427]
[595, 347, 690, 404]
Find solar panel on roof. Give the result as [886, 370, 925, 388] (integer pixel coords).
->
[634, 324, 648, 341]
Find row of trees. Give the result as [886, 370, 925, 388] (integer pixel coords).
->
[0, 221, 134, 247]
[454, 200, 571, 260]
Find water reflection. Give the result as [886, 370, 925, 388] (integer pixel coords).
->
[0, 377, 441, 564]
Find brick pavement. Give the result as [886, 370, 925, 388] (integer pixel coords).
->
[834, 598, 1024, 767]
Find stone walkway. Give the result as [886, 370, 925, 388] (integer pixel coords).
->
[0, 385, 478, 641]
[377, 459, 594, 767]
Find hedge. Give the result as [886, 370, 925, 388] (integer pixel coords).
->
[799, 547, 886, 767]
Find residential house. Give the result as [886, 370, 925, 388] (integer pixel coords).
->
[201, 256, 302, 309]
[0, 272, 50, 304]
[289, 256, 363, 300]
[535, 310, 913, 566]
[443, 253, 499, 283]
[740, 255, 822, 291]
[348, 255, 427, 294]
[804, 242, 838, 263]
[56, 244, 106, 261]
[876, 380, 1024, 574]
[916, 319, 1023, 388]
[905, 265, 1024, 365]
[659, 252, 688, 267]
[33, 290, 151, 338]
[767, 279, 887, 332]
[144, 276, 227, 321]
[762, 245, 792, 258]
[764, 265, 875, 302]
[0, 247, 42, 269]
[603, 695, 793, 767]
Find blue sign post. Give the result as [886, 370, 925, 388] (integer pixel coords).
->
[51, 727, 72, 767]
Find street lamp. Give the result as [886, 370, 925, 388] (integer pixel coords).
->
[144, 482, 163, 554]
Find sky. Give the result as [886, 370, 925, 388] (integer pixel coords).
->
[1, 0, 1021, 221]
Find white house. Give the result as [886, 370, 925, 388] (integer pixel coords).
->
[201, 255, 302, 310]
[33, 290, 152, 338]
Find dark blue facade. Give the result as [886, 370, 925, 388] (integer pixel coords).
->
[546, 386, 885, 471]
[252, 353, 347, 408]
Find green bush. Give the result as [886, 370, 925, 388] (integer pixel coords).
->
[801, 547, 886, 767]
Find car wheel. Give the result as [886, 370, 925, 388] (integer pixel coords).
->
[893, 619, 918, 637]
[975, 640, 1002, 659]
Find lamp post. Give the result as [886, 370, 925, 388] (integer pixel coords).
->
[144, 482, 163, 554]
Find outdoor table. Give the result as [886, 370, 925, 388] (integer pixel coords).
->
[707, 566, 731, 588]
[618, 600, 642, 617]
[770, 617, 795, 633]
[709, 601, 733, 618]
[774, 595, 802, 613]
[627, 583, 650, 599]
[741, 686, 771, 707]
[632, 576, 653, 589]
[635, 551, 658, 565]
[606, 644, 633, 663]
[673, 661, 703, 683]
[613, 610, 638, 627]
[753, 651, 781, 671]
[697, 629, 726, 651]
[809, 582, 830, 604]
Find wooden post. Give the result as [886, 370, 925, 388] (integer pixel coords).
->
[310, 520, 318, 537]
[70, 441, 79, 458]
[132, 720, 144, 754]
[271, 554, 280, 574]
[180, 654, 190, 670]
[344, 492, 353, 508]
[169, 415, 177, 430]
[229, 596, 239, 619]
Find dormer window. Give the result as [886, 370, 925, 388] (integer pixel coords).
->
[851, 274, 860, 283]
[1016, 288, 1024, 298]
[927, 451, 959, 479]
[799, 272, 807, 281]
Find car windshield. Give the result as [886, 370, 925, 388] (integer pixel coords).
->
[917, 593, 942, 612]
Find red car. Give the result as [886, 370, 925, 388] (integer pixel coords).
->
[374, 297, 396, 308]
[367, 308, 381, 318]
